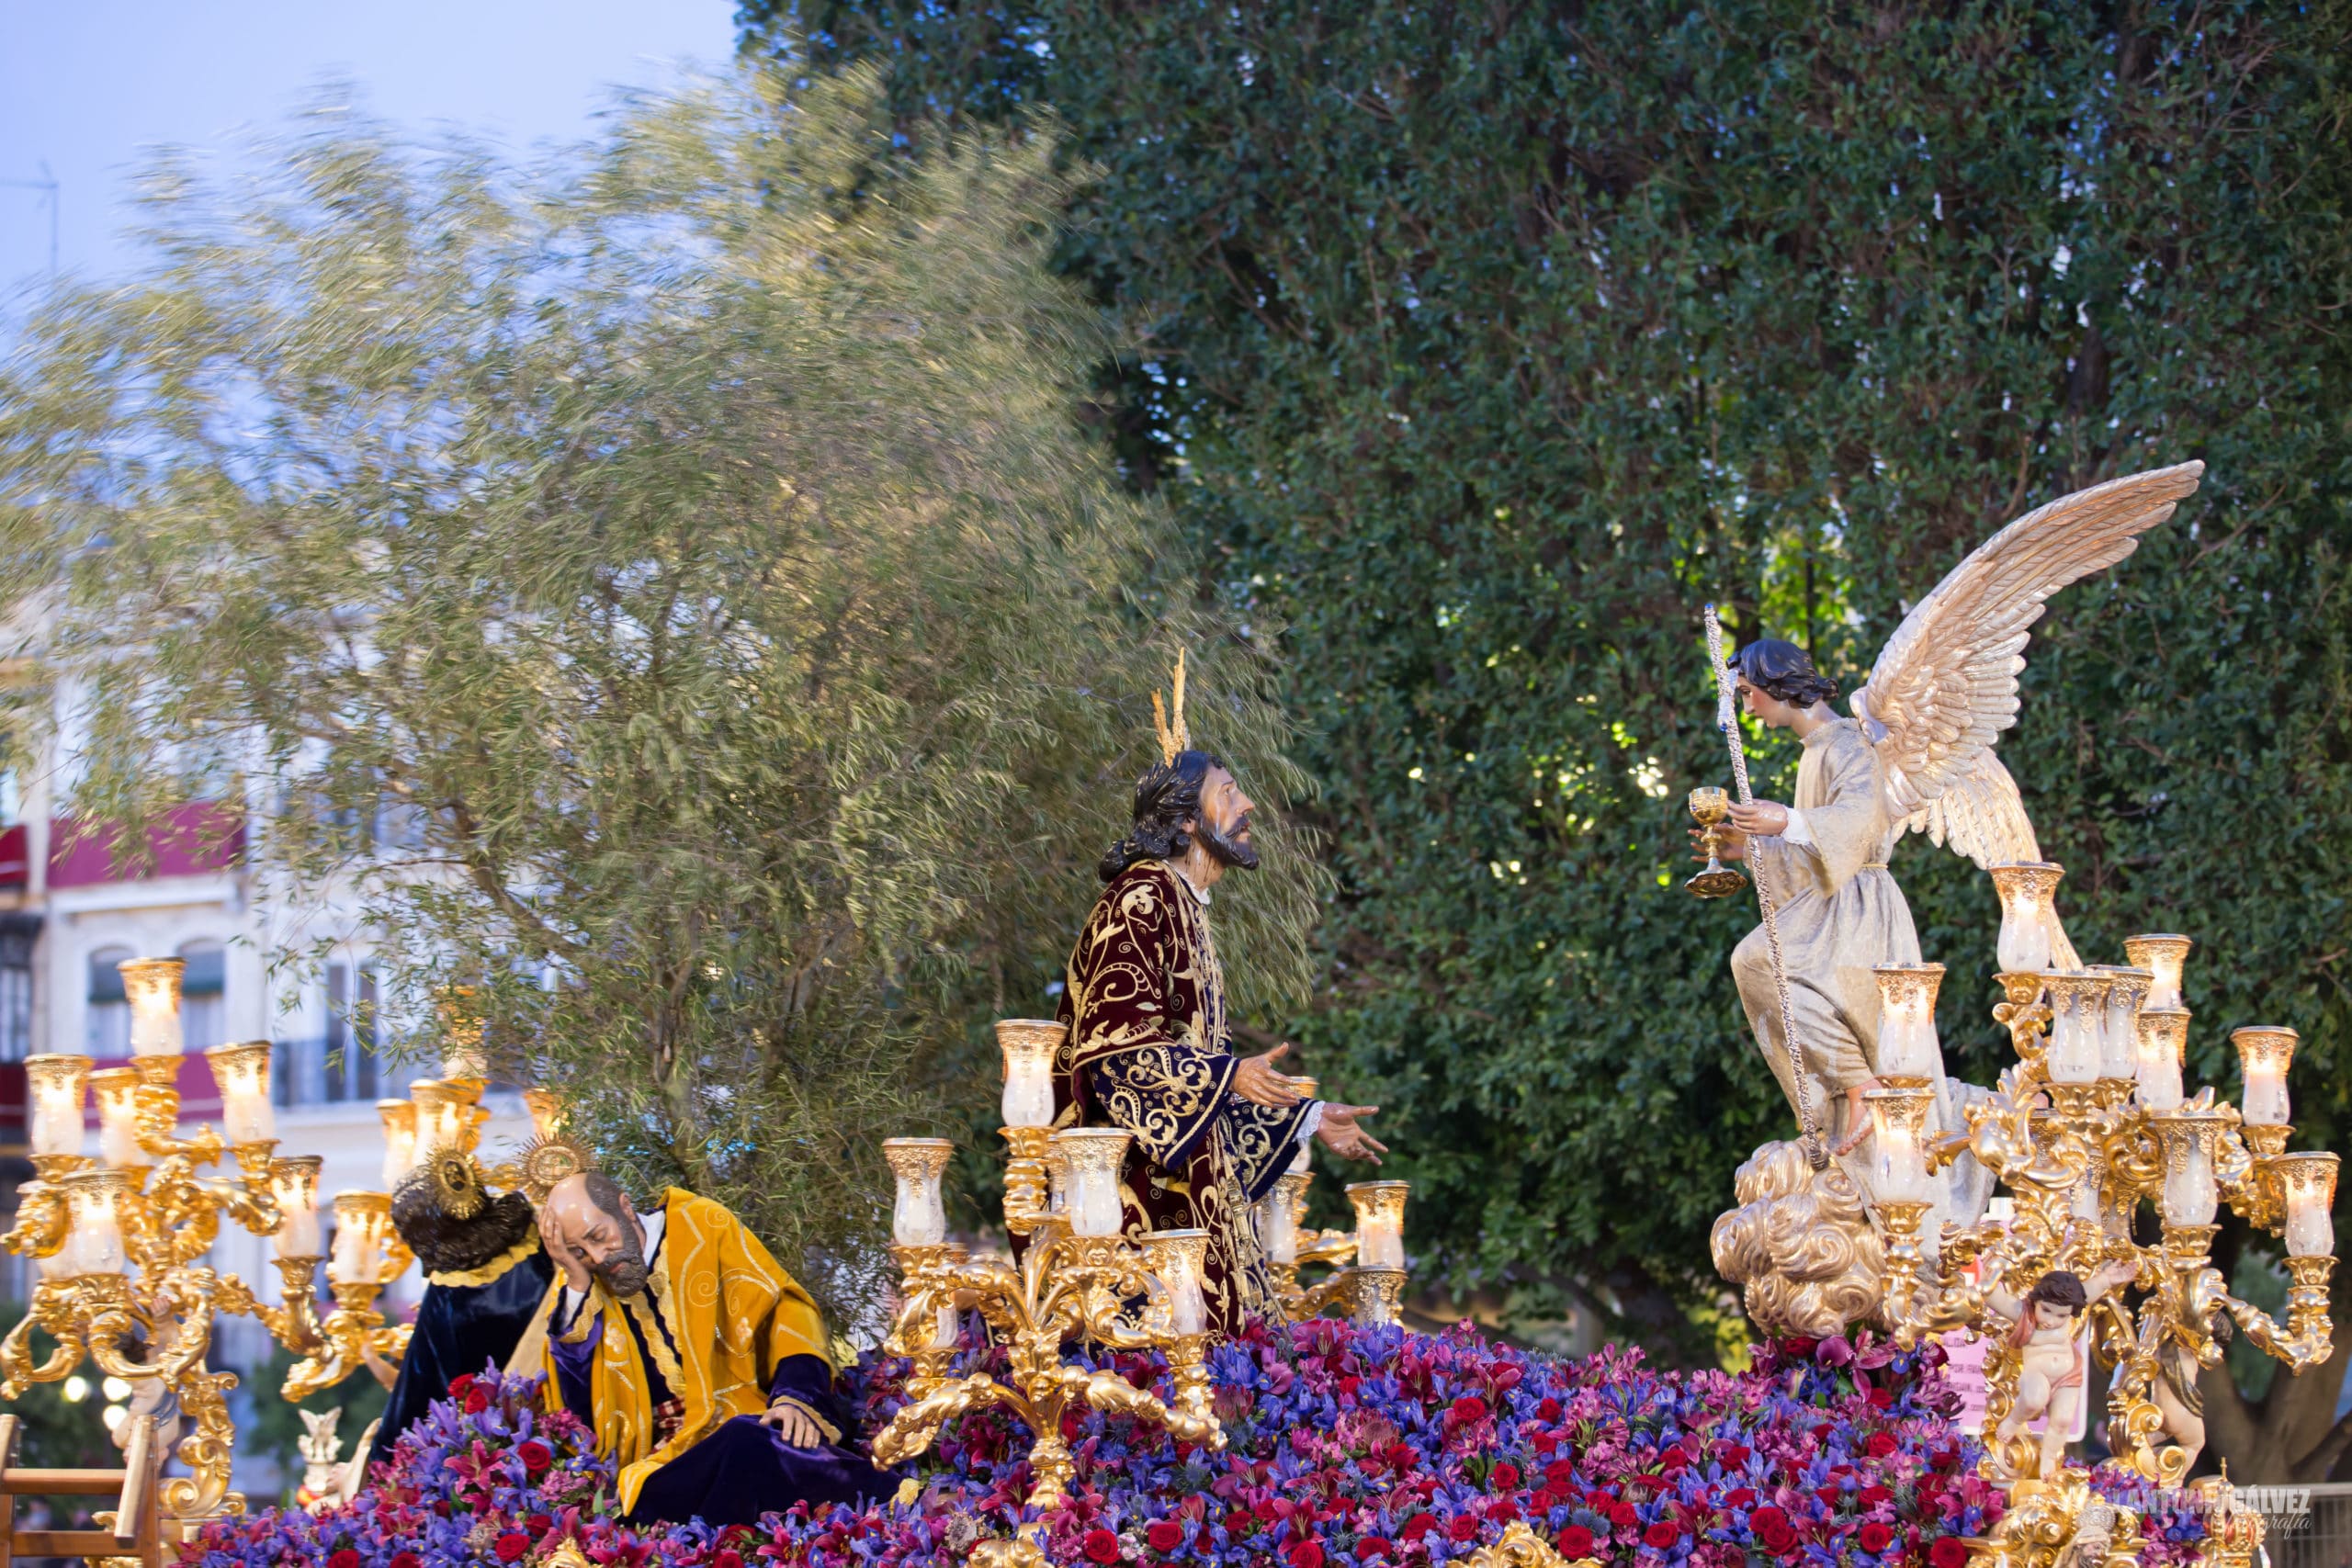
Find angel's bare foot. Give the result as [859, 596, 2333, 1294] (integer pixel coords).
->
[1830, 1080, 1881, 1156]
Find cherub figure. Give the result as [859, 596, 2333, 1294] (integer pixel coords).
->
[1988, 1262, 2135, 1479]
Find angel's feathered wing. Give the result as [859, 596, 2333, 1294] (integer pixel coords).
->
[1852, 462, 2204, 892]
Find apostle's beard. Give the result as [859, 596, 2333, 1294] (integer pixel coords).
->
[1197, 810, 1260, 871]
[589, 1223, 650, 1298]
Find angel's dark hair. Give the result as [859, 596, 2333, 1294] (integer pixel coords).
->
[1100, 750, 1227, 881]
[389, 1182, 537, 1276]
[1733, 638, 1839, 709]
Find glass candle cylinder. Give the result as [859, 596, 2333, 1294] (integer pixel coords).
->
[2232, 1027, 2296, 1127]
[995, 1020, 1062, 1132]
[408, 1079, 474, 1160]
[1871, 965, 1944, 1079]
[2151, 1111, 2226, 1227]
[207, 1041, 276, 1145]
[435, 985, 487, 1082]
[57, 1169, 130, 1276]
[2043, 976, 2100, 1085]
[1348, 1180, 1410, 1269]
[329, 1192, 390, 1284]
[1988, 863, 2064, 975]
[1289, 1076, 1320, 1174]
[119, 958, 186, 1057]
[1260, 1172, 1308, 1265]
[1052, 1128, 1132, 1238]
[271, 1156, 324, 1258]
[2135, 1009, 2190, 1111]
[2094, 969, 2149, 1083]
[89, 1068, 147, 1168]
[523, 1089, 564, 1143]
[1863, 1088, 1931, 1203]
[378, 1100, 420, 1190]
[2124, 933, 2193, 1012]
[25, 1055, 90, 1159]
[2278, 1153, 2340, 1258]
[880, 1137, 954, 1247]
[1141, 1228, 1211, 1337]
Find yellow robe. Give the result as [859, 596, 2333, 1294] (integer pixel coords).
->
[525, 1187, 831, 1514]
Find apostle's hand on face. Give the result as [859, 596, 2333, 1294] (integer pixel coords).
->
[537, 1200, 595, 1293]
[1232, 1042, 1308, 1108]
[760, 1398, 824, 1446]
[1315, 1102, 1388, 1164]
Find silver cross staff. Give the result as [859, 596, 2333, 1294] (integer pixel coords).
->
[1705, 604, 1826, 1169]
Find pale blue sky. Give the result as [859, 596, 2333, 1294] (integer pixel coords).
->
[0, 1, 738, 303]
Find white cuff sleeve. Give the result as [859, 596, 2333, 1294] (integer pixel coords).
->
[554, 1285, 589, 1332]
[1300, 1102, 1325, 1143]
[1780, 808, 1815, 848]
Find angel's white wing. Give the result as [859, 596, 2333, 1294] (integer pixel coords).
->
[1853, 461, 2205, 823]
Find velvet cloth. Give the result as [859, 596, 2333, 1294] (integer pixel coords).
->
[367, 1245, 556, 1473]
[1054, 860, 1311, 1335]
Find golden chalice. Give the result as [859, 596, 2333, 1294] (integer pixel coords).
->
[1686, 786, 1747, 898]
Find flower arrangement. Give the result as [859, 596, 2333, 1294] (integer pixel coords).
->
[190, 1322, 2004, 1568]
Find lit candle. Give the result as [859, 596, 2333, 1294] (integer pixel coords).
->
[1348, 1180, 1409, 1269]
[1863, 1089, 1929, 1203]
[2152, 1112, 2225, 1227]
[207, 1042, 276, 1146]
[118, 958, 186, 1058]
[1259, 1172, 1307, 1265]
[2135, 1009, 2189, 1111]
[2044, 976, 2100, 1085]
[89, 1068, 147, 1168]
[523, 1089, 564, 1142]
[271, 1156, 324, 1258]
[407, 1080, 473, 1160]
[379, 1100, 420, 1190]
[25, 1055, 90, 1160]
[1871, 965, 1943, 1079]
[1988, 863, 2063, 976]
[1053, 1128, 1132, 1238]
[329, 1192, 389, 1284]
[2094, 969, 2148, 1083]
[58, 1170, 130, 1276]
[2124, 933, 2193, 1012]
[1142, 1228, 1210, 1337]
[2232, 1027, 2296, 1126]
[2278, 1153, 2340, 1259]
[995, 1021, 1061, 1132]
[880, 1137, 953, 1247]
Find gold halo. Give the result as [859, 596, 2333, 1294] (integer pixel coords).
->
[518, 1134, 594, 1203]
[424, 1147, 485, 1221]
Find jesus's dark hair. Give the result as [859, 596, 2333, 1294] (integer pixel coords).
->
[1100, 750, 1227, 881]
[389, 1181, 537, 1276]
[1733, 638, 1840, 709]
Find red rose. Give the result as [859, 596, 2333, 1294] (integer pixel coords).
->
[1762, 1523, 1799, 1556]
[715, 1552, 744, 1568]
[1227, 1511, 1258, 1536]
[463, 1388, 491, 1416]
[390, 1555, 422, 1568]
[1354, 1540, 1392, 1561]
[1555, 1526, 1596, 1559]
[1860, 1486, 1893, 1509]
[1784, 1337, 1818, 1357]
[328, 1551, 359, 1568]
[1643, 1522, 1679, 1550]
[1931, 1539, 1970, 1568]
[1868, 1387, 1895, 1410]
[1491, 1462, 1521, 1491]
[1860, 1523, 1895, 1554]
[1660, 1448, 1689, 1471]
[1536, 1398, 1564, 1422]
[1866, 1433, 1898, 1459]
[447, 1374, 476, 1400]
[1148, 1522, 1185, 1553]
[1724, 1488, 1758, 1510]
[1084, 1529, 1122, 1563]
[1449, 1516, 1482, 1543]
[1718, 1443, 1751, 1469]
[1488, 1500, 1520, 1524]
[1451, 1395, 1489, 1424]
[518, 1439, 553, 1474]
[1401, 1514, 1436, 1543]
[1931, 1447, 1962, 1473]
[527, 1514, 554, 1538]
[1750, 1508, 1788, 1534]
[1287, 1544, 1326, 1568]
[1544, 1460, 1579, 1489]
[493, 1535, 529, 1563]
[1608, 1503, 1639, 1529]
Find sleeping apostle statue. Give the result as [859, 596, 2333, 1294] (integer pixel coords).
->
[363, 1150, 555, 1475]
[527, 1170, 893, 1529]
[1053, 655, 1387, 1336]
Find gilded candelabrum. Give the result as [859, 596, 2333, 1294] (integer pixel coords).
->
[871, 1131, 1223, 1535]
[1250, 1078, 1412, 1325]
[1858, 882, 2337, 1495]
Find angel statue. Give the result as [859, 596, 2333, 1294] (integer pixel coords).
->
[1702, 462, 2204, 1194]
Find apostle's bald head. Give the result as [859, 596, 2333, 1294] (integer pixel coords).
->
[544, 1170, 650, 1297]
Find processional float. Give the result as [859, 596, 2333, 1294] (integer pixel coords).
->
[0, 967, 555, 1529]
[1700, 461, 2330, 1568]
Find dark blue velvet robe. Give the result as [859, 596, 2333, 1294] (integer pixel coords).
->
[367, 1245, 557, 1474]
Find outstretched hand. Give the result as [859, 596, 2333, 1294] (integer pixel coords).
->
[1316, 1103, 1388, 1164]
[1233, 1043, 1308, 1108]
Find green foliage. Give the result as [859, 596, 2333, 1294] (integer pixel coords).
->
[0, 66, 1324, 1325]
[240, 1347, 389, 1496]
[759, 0, 2352, 1366]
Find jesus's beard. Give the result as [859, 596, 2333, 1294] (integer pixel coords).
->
[1198, 812, 1260, 871]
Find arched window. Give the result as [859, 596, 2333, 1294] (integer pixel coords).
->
[85, 945, 133, 1056]
[178, 941, 226, 1054]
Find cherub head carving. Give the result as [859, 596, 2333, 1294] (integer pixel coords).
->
[1711, 1139, 1886, 1338]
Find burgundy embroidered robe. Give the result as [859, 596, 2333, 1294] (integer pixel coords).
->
[1055, 860, 1310, 1335]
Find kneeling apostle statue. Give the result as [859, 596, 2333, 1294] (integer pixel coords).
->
[1054, 656, 1388, 1336]
[529, 1170, 893, 1529]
